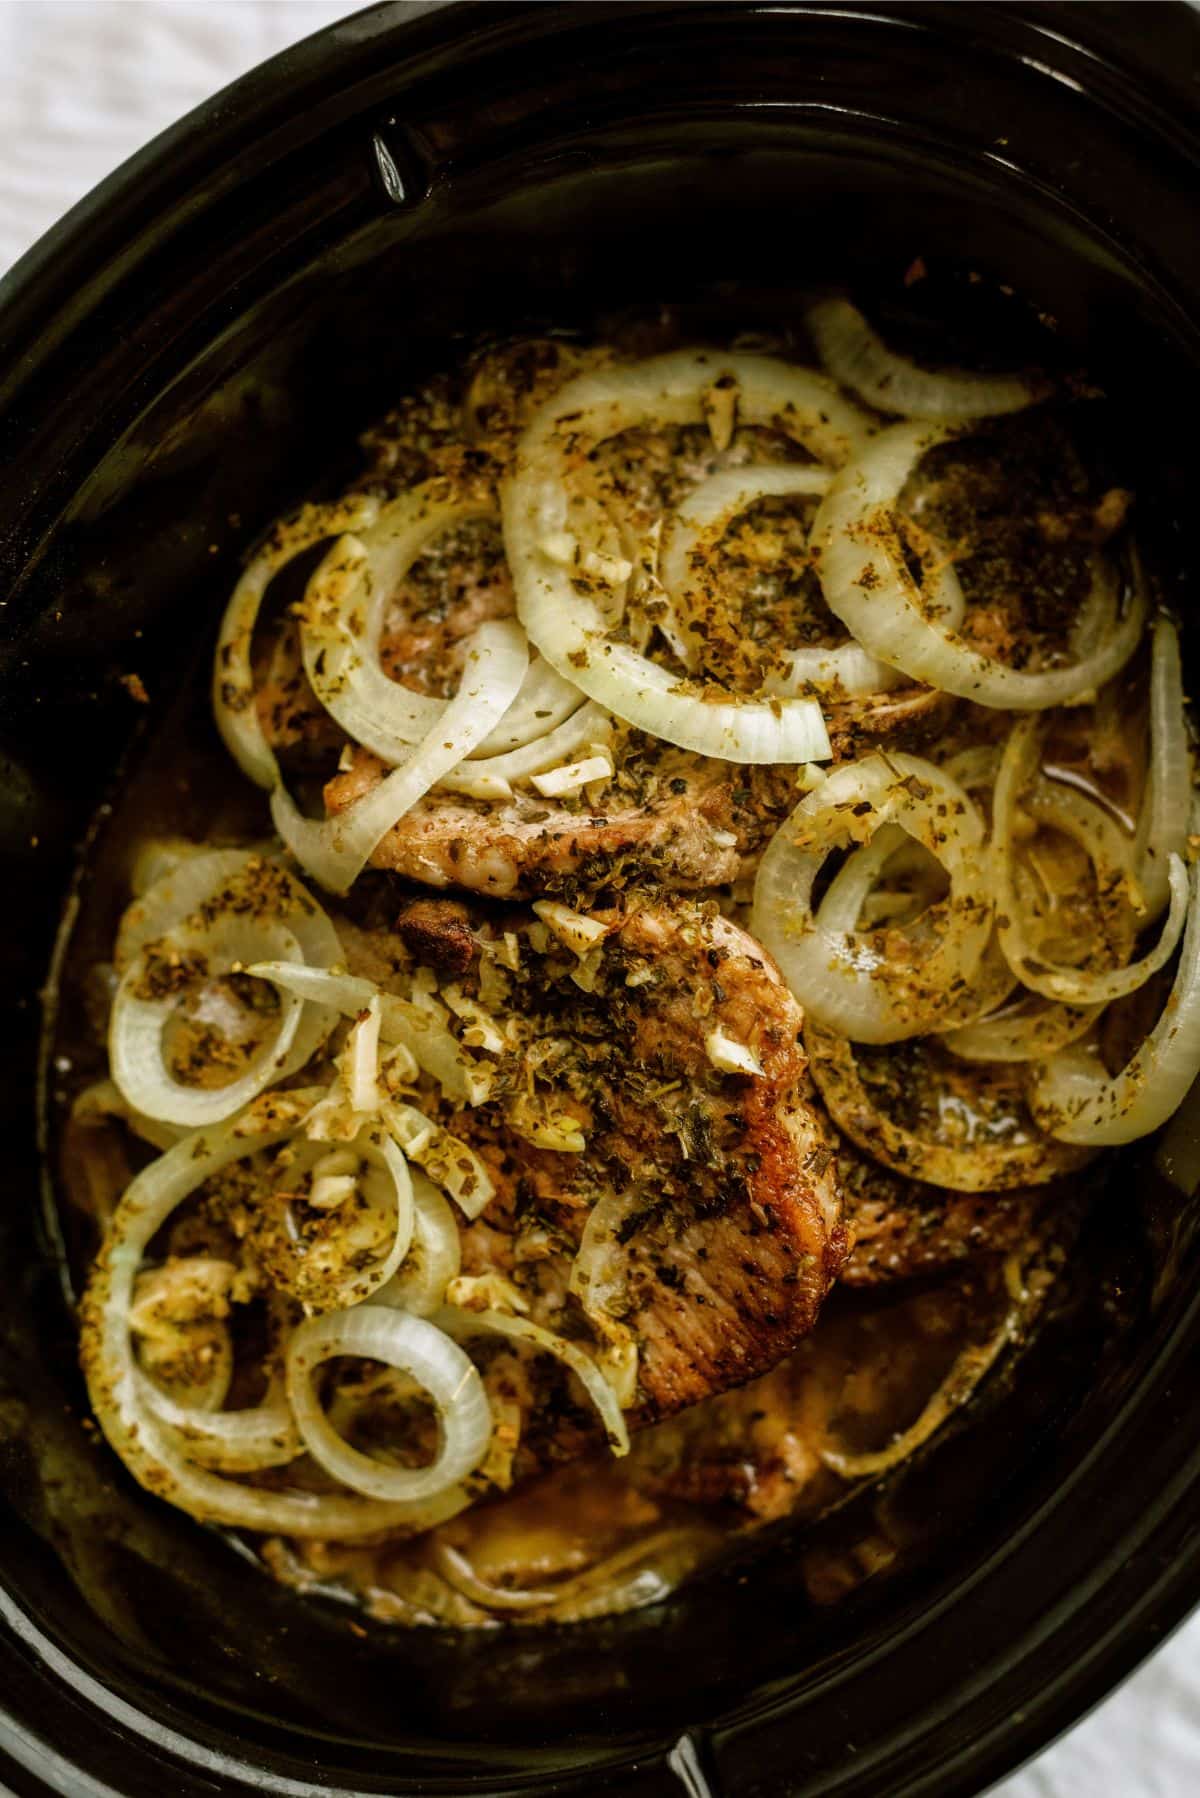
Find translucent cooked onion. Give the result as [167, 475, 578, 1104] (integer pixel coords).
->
[813, 425, 1146, 708]
[1136, 614, 1191, 919]
[72, 1077, 183, 1152]
[805, 1025, 1092, 1189]
[439, 1306, 631, 1455]
[1031, 850, 1200, 1145]
[299, 1127, 417, 1311]
[213, 494, 380, 790]
[79, 1093, 470, 1537]
[298, 484, 597, 786]
[285, 1305, 492, 1503]
[657, 463, 891, 690]
[939, 992, 1102, 1063]
[432, 1541, 559, 1611]
[751, 753, 993, 1042]
[807, 298, 1047, 420]
[439, 701, 613, 800]
[298, 486, 498, 762]
[109, 853, 341, 1127]
[659, 461, 966, 698]
[568, 1190, 640, 1337]
[375, 1173, 462, 1316]
[273, 618, 528, 894]
[993, 717, 1187, 1005]
[382, 1100, 496, 1220]
[247, 961, 492, 1107]
[502, 350, 872, 762]
[817, 1289, 1022, 1479]
[140, 1372, 301, 1474]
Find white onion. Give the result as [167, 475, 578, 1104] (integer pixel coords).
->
[140, 1373, 300, 1474]
[805, 1025, 1091, 1190]
[940, 992, 1103, 1063]
[993, 718, 1187, 1005]
[659, 462, 966, 699]
[439, 701, 613, 800]
[433, 1541, 558, 1612]
[467, 654, 591, 757]
[813, 425, 1146, 709]
[568, 1190, 639, 1339]
[439, 1306, 630, 1454]
[814, 823, 911, 932]
[109, 853, 340, 1127]
[80, 1093, 470, 1536]
[1136, 614, 1191, 919]
[299, 487, 489, 760]
[657, 464, 880, 685]
[382, 1099, 496, 1220]
[807, 298, 1046, 420]
[71, 1077, 184, 1153]
[213, 495, 380, 790]
[298, 484, 595, 789]
[374, 1172, 462, 1316]
[1030, 852, 1200, 1145]
[502, 351, 868, 762]
[247, 961, 492, 1107]
[285, 1305, 491, 1503]
[272, 618, 528, 893]
[751, 753, 993, 1042]
[817, 1293, 1021, 1479]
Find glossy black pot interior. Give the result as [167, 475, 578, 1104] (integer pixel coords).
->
[2, 4, 1200, 1794]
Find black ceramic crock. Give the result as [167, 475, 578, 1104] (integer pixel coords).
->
[2, 4, 1200, 1794]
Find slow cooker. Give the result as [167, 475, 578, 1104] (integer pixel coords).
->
[1, 5, 1199, 1793]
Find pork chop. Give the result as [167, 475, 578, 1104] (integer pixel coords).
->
[321, 688, 949, 900]
[337, 891, 848, 1471]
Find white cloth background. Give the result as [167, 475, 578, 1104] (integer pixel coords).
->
[0, 2, 1195, 1793]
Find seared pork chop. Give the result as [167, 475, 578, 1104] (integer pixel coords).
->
[337, 892, 847, 1471]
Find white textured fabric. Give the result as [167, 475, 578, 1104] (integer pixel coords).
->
[0, 3, 1195, 1794]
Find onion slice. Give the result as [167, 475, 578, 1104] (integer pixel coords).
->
[213, 495, 380, 790]
[439, 701, 613, 800]
[382, 1100, 496, 1220]
[660, 462, 964, 698]
[751, 752, 993, 1042]
[939, 992, 1103, 1063]
[1135, 614, 1191, 920]
[1030, 851, 1200, 1146]
[79, 1093, 470, 1537]
[285, 1305, 492, 1503]
[375, 1173, 462, 1316]
[109, 853, 341, 1127]
[994, 718, 1186, 1005]
[273, 618, 528, 893]
[813, 425, 1146, 709]
[439, 1306, 631, 1455]
[807, 298, 1047, 420]
[806, 1025, 1092, 1190]
[247, 961, 492, 1108]
[817, 1287, 1022, 1478]
[502, 351, 866, 762]
[299, 487, 488, 759]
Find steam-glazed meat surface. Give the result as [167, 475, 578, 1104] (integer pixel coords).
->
[340, 893, 847, 1461]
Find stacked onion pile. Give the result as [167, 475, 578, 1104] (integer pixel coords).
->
[79, 301, 1200, 1551]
